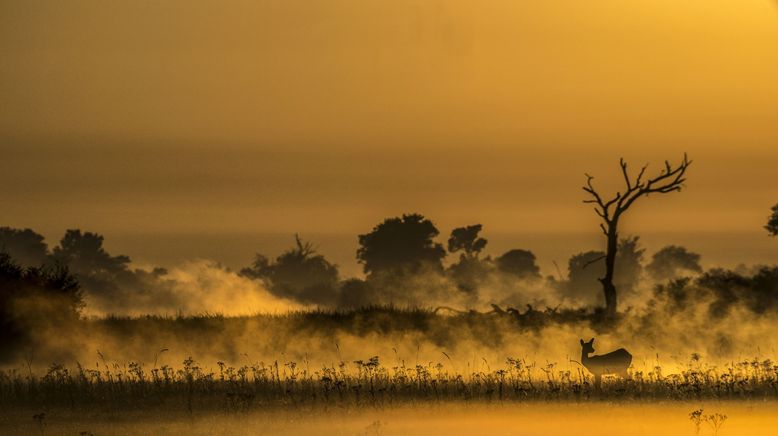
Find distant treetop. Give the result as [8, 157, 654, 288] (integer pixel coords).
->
[357, 213, 446, 275]
[0, 227, 49, 268]
[447, 224, 487, 259]
[767, 203, 778, 237]
[495, 249, 540, 280]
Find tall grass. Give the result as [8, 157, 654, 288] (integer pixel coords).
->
[2, 355, 777, 413]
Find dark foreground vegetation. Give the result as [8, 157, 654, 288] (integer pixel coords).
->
[2, 354, 778, 414]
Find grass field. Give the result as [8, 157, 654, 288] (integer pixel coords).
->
[2, 352, 777, 410]
[3, 307, 777, 434]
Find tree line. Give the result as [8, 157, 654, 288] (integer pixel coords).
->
[1, 152, 777, 341]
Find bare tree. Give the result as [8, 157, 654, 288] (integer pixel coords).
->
[582, 154, 691, 316]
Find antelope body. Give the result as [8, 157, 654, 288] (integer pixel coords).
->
[579, 338, 631, 386]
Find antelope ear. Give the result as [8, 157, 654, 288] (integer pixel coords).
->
[580, 339, 584, 346]
[589, 338, 595, 344]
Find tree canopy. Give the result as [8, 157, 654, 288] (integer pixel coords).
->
[565, 238, 646, 305]
[0, 227, 49, 268]
[357, 213, 446, 275]
[495, 249, 541, 280]
[647, 245, 702, 282]
[242, 235, 339, 305]
[447, 224, 487, 260]
[51, 229, 137, 296]
[0, 253, 82, 361]
[52, 230, 131, 277]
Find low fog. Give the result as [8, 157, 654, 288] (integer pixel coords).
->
[1, 209, 778, 374]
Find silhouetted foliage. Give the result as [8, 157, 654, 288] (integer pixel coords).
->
[567, 251, 606, 304]
[51, 229, 136, 294]
[613, 236, 645, 295]
[0, 227, 49, 268]
[0, 227, 180, 316]
[447, 225, 490, 293]
[447, 224, 487, 259]
[242, 235, 339, 305]
[564, 238, 644, 306]
[646, 245, 702, 282]
[0, 253, 82, 361]
[338, 278, 376, 308]
[652, 266, 778, 318]
[241, 255, 271, 280]
[448, 256, 492, 294]
[766, 203, 778, 236]
[357, 214, 446, 275]
[495, 249, 541, 280]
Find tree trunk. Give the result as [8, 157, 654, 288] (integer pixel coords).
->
[600, 223, 619, 317]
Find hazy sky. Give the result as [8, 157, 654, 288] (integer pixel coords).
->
[1, 1, 777, 270]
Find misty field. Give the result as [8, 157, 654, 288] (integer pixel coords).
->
[3, 210, 778, 434]
[1, 359, 776, 436]
[1, 308, 778, 435]
[3, 344, 778, 410]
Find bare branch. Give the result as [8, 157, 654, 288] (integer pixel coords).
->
[583, 154, 690, 229]
[635, 164, 648, 186]
[583, 254, 606, 269]
[582, 173, 612, 220]
[619, 154, 691, 212]
[603, 193, 621, 210]
[620, 159, 631, 191]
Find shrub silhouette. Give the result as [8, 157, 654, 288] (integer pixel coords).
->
[566, 250, 606, 305]
[357, 213, 446, 275]
[613, 236, 645, 296]
[447, 224, 490, 293]
[447, 224, 487, 259]
[564, 238, 645, 306]
[495, 249, 541, 280]
[0, 253, 82, 361]
[647, 245, 702, 282]
[242, 234, 339, 306]
[0, 227, 49, 268]
[51, 229, 136, 294]
[652, 266, 778, 318]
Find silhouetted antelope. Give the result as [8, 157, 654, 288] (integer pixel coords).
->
[579, 338, 632, 387]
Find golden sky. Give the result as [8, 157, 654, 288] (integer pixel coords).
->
[1, 1, 777, 268]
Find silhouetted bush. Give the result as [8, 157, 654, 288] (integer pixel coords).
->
[448, 257, 492, 294]
[447, 224, 487, 259]
[613, 236, 644, 296]
[357, 213, 446, 275]
[241, 235, 339, 306]
[646, 245, 702, 282]
[495, 249, 541, 280]
[338, 278, 376, 308]
[565, 250, 606, 305]
[562, 238, 645, 306]
[652, 266, 778, 318]
[447, 224, 490, 293]
[0, 227, 49, 268]
[51, 229, 137, 295]
[0, 253, 82, 362]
